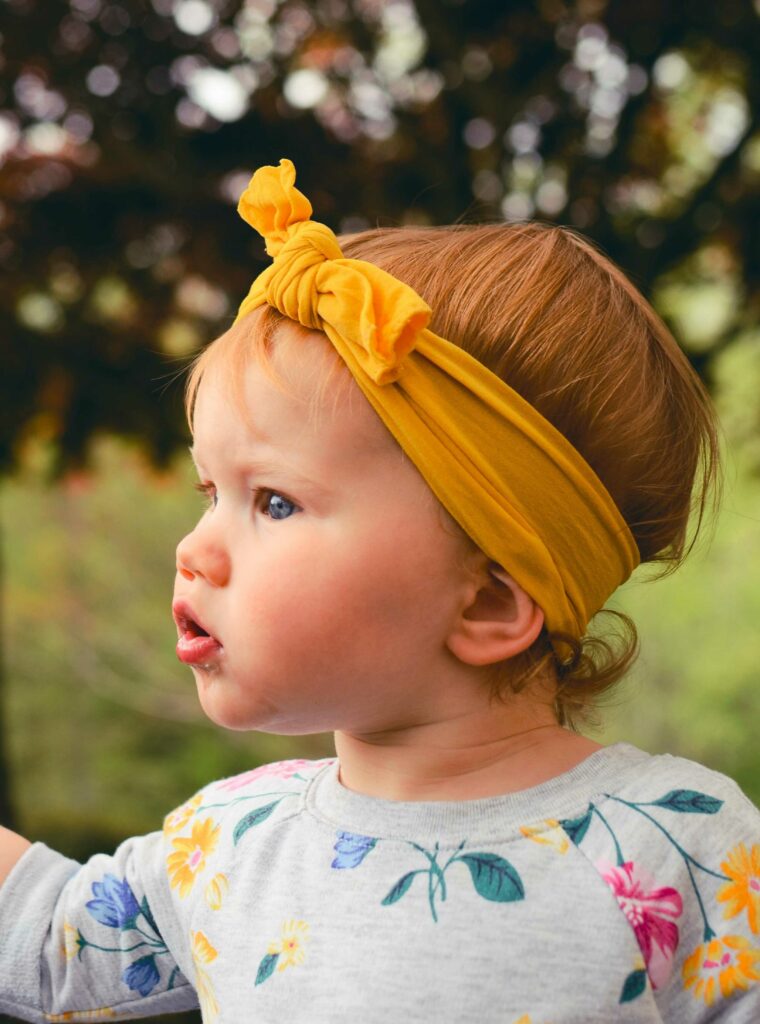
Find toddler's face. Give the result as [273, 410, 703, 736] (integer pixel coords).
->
[173, 322, 479, 736]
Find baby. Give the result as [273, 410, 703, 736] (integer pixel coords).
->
[0, 159, 757, 1023]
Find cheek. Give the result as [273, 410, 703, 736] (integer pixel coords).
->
[241, 521, 459, 653]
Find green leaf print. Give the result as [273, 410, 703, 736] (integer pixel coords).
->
[255, 952, 280, 986]
[233, 800, 282, 845]
[559, 809, 592, 845]
[648, 790, 723, 814]
[619, 968, 647, 1003]
[381, 871, 419, 906]
[456, 853, 525, 903]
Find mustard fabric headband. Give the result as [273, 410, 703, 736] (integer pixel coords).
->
[233, 158, 640, 654]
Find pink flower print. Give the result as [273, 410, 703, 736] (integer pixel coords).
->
[599, 859, 683, 990]
[218, 758, 335, 791]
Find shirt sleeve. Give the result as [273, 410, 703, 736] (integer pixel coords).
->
[0, 830, 199, 1022]
[563, 757, 760, 1022]
[662, 779, 760, 1024]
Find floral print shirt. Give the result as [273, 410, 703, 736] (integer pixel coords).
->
[0, 743, 758, 1023]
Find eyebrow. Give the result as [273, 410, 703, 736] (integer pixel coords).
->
[187, 446, 330, 496]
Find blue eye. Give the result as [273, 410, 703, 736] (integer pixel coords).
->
[259, 490, 298, 521]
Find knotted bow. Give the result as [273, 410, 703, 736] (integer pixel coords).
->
[233, 159, 641, 651]
[237, 159, 431, 386]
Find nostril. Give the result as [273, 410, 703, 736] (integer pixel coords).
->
[175, 537, 230, 588]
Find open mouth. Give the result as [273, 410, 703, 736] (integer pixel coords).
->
[172, 601, 222, 665]
[182, 617, 209, 640]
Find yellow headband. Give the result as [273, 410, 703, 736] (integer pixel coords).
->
[233, 158, 640, 653]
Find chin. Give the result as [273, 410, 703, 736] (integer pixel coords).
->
[194, 684, 285, 734]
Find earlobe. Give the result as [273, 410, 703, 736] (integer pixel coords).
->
[445, 563, 545, 668]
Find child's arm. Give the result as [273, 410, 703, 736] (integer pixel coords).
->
[0, 818, 201, 1022]
[0, 826, 31, 887]
[571, 758, 760, 1022]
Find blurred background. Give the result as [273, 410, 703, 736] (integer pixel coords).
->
[0, 0, 759, 976]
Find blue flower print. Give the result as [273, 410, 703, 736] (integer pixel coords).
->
[122, 955, 160, 997]
[332, 831, 378, 869]
[75, 882, 177, 998]
[86, 874, 141, 929]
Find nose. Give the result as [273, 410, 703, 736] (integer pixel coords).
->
[175, 525, 231, 587]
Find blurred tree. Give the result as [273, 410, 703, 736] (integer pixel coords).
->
[1, 0, 759, 810]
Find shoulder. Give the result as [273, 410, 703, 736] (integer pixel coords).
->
[562, 746, 760, 1019]
[597, 749, 760, 875]
[163, 757, 336, 829]
[161, 757, 336, 898]
[608, 748, 758, 819]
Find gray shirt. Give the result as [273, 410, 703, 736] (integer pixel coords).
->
[1, 742, 758, 1022]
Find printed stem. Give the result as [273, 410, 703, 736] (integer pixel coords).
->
[427, 866, 438, 923]
[409, 841, 449, 920]
[433, 841, 467, 903]
[82, 938, 159, 955]
[409, 841, 436, 865]
[685, 857, 717, 943]
[441, 841, 468, 872]
[198, 789, 295, 812]
[167, 965, 180, 991]
[607, 798, 730, 880]
[429, 858, 448, 904]
[133, 922, 165, 946]
[591, 804, 625, 865]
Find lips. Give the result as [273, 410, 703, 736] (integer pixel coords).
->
[172, 599, 222, 666]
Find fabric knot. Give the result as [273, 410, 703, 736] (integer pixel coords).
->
[237, 158, 312, 257]
[262, 221, 342, 330]
[235, 159, 432, 385]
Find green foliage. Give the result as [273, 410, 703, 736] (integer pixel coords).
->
[2, 438, 333, 852]
[599, 432, 760, 803]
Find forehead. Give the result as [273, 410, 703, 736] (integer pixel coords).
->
[193, 317, 400, 464]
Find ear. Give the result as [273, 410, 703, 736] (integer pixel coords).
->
[446, 562, 545, 668]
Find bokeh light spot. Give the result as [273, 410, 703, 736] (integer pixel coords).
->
[173, 0, 216, 36]
[17, 293, 65, 333]
[186, 67, 250, 122]
[86, 65, 121, 97]
[283, 68, 329, 109]
[463, 117, 495, 149]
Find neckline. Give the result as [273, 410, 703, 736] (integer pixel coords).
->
[306, 742, 651, 842]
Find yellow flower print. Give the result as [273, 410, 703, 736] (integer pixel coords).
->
[205, 873, 229, 911]
[682, 934, 760, 1005]
[192, 930, 218, 966]
[190, 930, 219, 1021]
[163, 792, 203, 836]
[167, 817, 220, 898]
[519, 819, 569, 855]
[61, 922, 83, 961]
[268, 919, 310, 971]
[718, 843, 760, 934]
